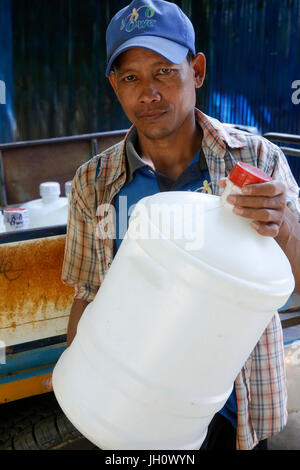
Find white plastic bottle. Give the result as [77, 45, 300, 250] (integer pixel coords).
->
[23, 182, 69, 229]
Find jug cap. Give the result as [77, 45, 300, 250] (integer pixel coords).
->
[40, 182, 61, 199]
[229, 162, 272, 188]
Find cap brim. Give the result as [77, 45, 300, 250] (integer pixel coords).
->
[106, 35, 189, 77]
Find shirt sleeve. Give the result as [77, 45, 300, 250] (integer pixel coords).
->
[270, 145, 300, 220]
[61, 167, 101, 302]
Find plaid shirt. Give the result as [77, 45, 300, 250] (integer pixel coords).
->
[62, 109, 300, 450]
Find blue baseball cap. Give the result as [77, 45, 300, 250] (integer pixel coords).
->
[105, 0, 196, 77]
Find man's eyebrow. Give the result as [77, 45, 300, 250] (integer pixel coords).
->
[152, 60, 176, 66]
[117, 60, 177, 75]
[117, 68, 136, 75]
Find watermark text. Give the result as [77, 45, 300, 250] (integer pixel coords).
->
[95, 197, 205, 252]
[291, 80, 300, 105]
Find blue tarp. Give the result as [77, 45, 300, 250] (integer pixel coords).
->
[0, 0, 14, 143]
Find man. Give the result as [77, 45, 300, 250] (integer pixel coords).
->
[45, 0, 300, 450]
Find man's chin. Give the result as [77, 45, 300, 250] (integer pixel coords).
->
[139, 125, 173, 140]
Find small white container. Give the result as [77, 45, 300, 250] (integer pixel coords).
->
[3, 208, 29, 232]
[23, 182, 69, 229]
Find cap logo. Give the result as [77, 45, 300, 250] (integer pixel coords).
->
[120, 5, 156, 33]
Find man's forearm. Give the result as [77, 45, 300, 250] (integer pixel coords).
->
[275, 206, 300, 294]
[42, 298, 89, 391]
[67, 299, 90, 347]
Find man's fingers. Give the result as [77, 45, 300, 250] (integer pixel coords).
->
[216, 178, 286, 239]
[241, 181, 286, 197]
[232, 206, 282, 224]
[218, 179, 286, 200]
[227, 194, 286, 211]
[42, 376, 53, 391]
[250, 221, 280, 238]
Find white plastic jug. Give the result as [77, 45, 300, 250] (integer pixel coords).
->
[0, 211, 5, 232]
[23, 182, 68, 229]
[52, 188, 294, 450]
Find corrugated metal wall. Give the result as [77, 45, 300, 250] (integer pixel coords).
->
[11, 0, 130, 140]
[202, 0, 300, 184]
[1, 0, 300, 143]
[0, 0, 14, 143]
[205, 0, 300, 135]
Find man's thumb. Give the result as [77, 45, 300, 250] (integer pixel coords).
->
[42, 375, 53, 391]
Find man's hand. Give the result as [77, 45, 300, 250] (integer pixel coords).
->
[218, 178, 287, 237]
[42, 375, 53, 392]
[40, 300, 90, 394]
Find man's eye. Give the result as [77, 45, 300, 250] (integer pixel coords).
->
[124, 75, 136, 82]
[159, 68, 171, 74]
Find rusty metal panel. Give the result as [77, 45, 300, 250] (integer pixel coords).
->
[0, 235, 73, 346]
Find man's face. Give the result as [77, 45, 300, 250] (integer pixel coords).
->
[109, 48, 205, 141]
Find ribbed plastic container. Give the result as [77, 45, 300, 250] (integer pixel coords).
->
[22, 182, 68, 229]
[52, 188, 294, 450]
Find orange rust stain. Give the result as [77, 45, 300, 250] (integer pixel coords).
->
[0, 236, 74, 328]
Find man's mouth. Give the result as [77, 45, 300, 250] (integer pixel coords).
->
[136, 109, 169, 121]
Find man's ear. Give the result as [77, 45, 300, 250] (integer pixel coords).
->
[192, 53, 206, 89]
[108, 72, 119, 97]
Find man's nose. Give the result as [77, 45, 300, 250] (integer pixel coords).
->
[139, 80, 161, 104]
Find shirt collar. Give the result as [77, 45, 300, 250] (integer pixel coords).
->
[125, 127, 146, 184]
[195, 108, 248, 156]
